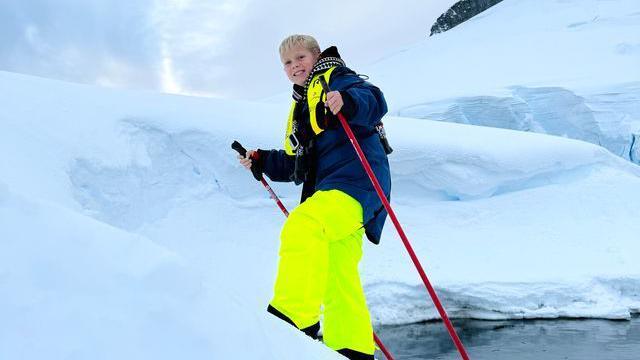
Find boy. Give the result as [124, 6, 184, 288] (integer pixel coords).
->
[239, 34, 390, 360]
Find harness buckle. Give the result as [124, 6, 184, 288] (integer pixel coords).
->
[288, 132, 300, 152]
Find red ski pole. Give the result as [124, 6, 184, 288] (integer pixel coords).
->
[319, 78, 470, 360]
[231, 140, 394, 359]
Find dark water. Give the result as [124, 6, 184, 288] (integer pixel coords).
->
[375, 316, 640, 360]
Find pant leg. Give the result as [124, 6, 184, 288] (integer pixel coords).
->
[323, 228, 375, 355]
[269, 196, 329, 330]
[269, 190, 369, 333]
[269, 189, 373, 355]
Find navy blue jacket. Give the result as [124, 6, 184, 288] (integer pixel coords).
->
[262, 66, 390, 244]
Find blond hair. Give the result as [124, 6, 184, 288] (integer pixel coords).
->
[279, 34, 321, 59]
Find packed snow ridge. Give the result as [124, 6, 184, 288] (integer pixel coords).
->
[397, 84, 640, 164]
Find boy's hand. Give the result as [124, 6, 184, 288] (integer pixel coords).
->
[325, 91, 343, 115]
[238, 149, 265, 181]
[238, 150, 256, 170]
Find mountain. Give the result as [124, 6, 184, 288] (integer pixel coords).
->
[430, 0, 503, 36]
[368, 0, 640, 164]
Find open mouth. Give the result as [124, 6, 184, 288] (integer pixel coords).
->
[293, 70, 305, 77]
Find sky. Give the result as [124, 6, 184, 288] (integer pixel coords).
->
[0, 0, 456, 100]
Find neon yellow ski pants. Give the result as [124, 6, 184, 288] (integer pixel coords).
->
[269, 189, 375, 355]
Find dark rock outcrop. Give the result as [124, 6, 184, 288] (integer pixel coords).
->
[430, 0, 503, 36]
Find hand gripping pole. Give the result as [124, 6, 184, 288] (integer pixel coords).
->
[232, 141, 289, 216]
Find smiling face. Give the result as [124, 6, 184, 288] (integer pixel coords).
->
[281, 45, 320, 86]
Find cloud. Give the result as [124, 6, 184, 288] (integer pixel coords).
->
[151, 0, 252, 96]
[156, 0, 457, 99]
[0, 0, 160, 88]
[0, 0, 456, 99]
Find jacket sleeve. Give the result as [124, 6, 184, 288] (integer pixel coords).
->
[260, 149, 296, 182]
[329, 67, 388, 129]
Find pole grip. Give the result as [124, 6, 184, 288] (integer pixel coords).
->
[231, 140, 247, 158]
[318, 76, 331, 93]
[232, 140, 263, 181]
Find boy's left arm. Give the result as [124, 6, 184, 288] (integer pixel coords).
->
[329, 69, 388, 128]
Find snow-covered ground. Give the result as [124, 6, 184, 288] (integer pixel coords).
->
[2, 66, 640, 359]
[0, 71, 345, 359]
[365, 0, 640, 163]
[365, 119, 640, 324]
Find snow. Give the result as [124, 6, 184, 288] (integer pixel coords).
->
[2, 67, 640, 358]
[362, 118, 640, 324]
[0, 184, 343, 359]
[2, 1, 640, 358]
[365, 0, 640, 163]
[0, 71, 343, 359]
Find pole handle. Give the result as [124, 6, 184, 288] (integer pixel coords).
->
[232, 140, 264, 181]
[231, 140, 248, 157]
[318, 76, 331, 94]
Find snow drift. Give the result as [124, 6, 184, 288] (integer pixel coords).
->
[2, 68, 640, 358]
